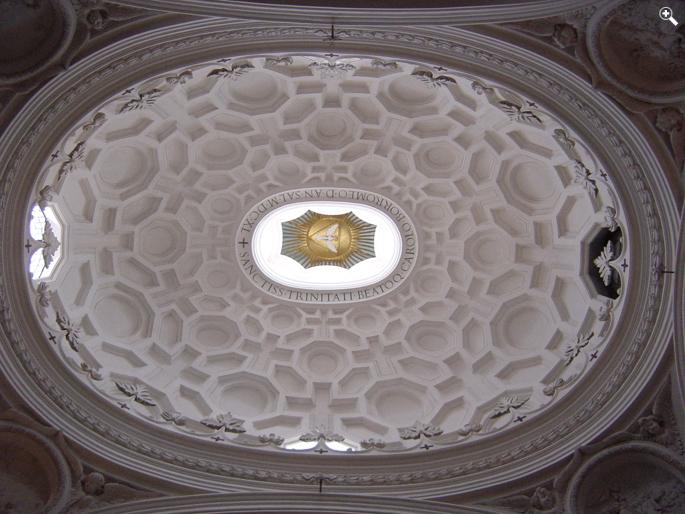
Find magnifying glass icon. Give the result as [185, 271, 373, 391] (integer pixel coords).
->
[659, 6, 679, 26]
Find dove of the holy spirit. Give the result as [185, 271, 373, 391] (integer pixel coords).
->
[312, 223, 340, 253]
[280, 210, 376, 269]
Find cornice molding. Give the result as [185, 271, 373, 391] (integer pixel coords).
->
[0, 18, 678, 498]
[92, 492, 499, 514]
[674, 204, 685, 439]
[112, 0, 601, 25]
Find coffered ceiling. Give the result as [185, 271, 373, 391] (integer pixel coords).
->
[0, 1, 680, 507]
[25, 55, 631, 453]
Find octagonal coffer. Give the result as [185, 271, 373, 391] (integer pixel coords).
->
[238, 189, 418, 303]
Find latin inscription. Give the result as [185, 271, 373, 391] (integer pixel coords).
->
[237, 188, 418, 303]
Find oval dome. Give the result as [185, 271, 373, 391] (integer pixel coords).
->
[0, 33, 676, 502]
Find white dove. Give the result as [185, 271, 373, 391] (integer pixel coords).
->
[312, 223, 339, 253]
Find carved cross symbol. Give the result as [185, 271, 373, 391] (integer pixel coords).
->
[24, 239, 33, 253]
[434, 66, 447, 72]
[212, 435, 224, 442]
[50, 151, 60, 161]
[420, 443, 433, 450]
[48, 332, 57, 344]
[122, 87, 135, 95]
[118, 402, 130, 410]
[325, 25, 339, 42]
[238, 238, 249, 248]
[590, 351, 599, 361]
[218, 57, 231, 63]
[514, 415, 527, 423]
[315, 447, 328, 454]
[620, 259, 628, 272]
[599, 169, 608, 180]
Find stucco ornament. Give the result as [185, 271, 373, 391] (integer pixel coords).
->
[73, 0, 146, 31]
[552, 23, 578, 48]
[503, 7, 592, 52]
[576, 0, 685, 107]
[482, 483, 557, 513]
[81, 471, 105, 495]
[653, 107, 685, 172]
[559, 441, 685, 514]
[633, 388, 680, 451]
[0, 0, 147, 94]
[0, 15, 674, 497]
[638, 415, 667, 437]
[66, 471, 159, 513]
[0, 410, 160, 514]
[504, 2, 685, 175]
[655, 107, 684, 133]
[0, 410, 76, 514]
[530, 486, 555, 510]
[554, 383, 685, 513]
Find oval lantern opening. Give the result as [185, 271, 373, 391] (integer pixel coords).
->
[252, 201, 403, 291]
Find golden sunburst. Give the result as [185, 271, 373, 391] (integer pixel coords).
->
[281, 210, 376, 269]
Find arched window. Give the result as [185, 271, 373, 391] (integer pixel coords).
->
[28, 205, 63, 280]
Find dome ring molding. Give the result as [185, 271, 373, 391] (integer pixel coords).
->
[0, 20, 678, 498]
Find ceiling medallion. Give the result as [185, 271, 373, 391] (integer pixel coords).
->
[239, 188, 417, 303]
[281, 210, 376, 269]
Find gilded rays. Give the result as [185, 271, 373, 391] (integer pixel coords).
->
[281, 210, 376, 269]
